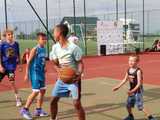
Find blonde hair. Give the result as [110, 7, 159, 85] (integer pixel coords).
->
[129, 54, 140, 62]
[3, 29, 14, 37]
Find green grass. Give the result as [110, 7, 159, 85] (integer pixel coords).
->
[18, 37, 157, 56]
[144, 37, 159, 49]
[18, 40, 53, 55]
[18, 39, 97, 56]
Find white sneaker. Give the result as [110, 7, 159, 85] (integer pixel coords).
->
[20, 108, 32, 120]
[16, 98, 22, 107]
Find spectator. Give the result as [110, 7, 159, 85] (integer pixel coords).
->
[68, 32, 79, 44]
[145, 39, 159, 52]
[22, 48, 30, 64]
[156, 40, 160, 52]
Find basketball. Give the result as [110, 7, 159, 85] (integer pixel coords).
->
[59, 67, 77, 84]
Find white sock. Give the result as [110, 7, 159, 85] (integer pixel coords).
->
[15, 94, 20, 100]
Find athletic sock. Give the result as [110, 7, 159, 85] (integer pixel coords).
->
[15, 94, 20, 100]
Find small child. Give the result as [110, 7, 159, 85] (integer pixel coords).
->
[20, 32, 48, 120]
[0, 29, 22, 107]
[22, 48, 30, 64]
[112, 55, 156, 120]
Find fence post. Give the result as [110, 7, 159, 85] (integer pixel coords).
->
[46, 0, 50, 59]
[4, 0, 8, 29]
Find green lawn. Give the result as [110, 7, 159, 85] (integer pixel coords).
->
[18, 37, 156, 56]
[18, 40, 53, 55]
[18, 39, 97, 56]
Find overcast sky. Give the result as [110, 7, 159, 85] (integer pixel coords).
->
[0, 0, 159, 24]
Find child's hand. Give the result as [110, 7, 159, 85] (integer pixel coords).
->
[0, 65, 5, 73]
[18, 65, 23, 72]
[73, 74, 81, 83]
[128, 91, 134, 96]
[112, 86, 119, 91]
[56, 68, 61, 76]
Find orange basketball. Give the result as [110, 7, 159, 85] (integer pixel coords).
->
[59, 67, 76, 84]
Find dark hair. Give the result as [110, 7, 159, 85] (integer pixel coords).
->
[55, 24, 69, 37]
[37, 32, 47, 38]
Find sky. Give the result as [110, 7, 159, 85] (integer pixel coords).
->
[0, 0, 160, 33]
[0, 0, 159, 22]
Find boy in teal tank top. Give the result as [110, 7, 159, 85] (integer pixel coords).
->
[20, 33, 48, 120]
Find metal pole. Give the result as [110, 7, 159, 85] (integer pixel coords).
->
[58, 0, 61, 21]
[4, 0, 8, 29]
[73, 0, 76, 33]
[26, 0, 55, 42]
[124, 0, 127, 41]
[116, 0, 118, 21]
[147, 10, 149, 35]
[46, 0, 49, 59]
[84, 0, 87, 55]
[142, 0, 145, 50]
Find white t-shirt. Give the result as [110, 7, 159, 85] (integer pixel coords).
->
[50, 42, 83, 70]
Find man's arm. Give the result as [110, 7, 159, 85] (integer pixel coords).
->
[76, 59, 84, 75]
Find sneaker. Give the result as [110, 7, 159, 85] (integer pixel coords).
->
[20, 108, 32, 120]
[16, 98, 22, 107]
[124, 115, 134, 120]
[148, 115, 156, 120]
[33, 108, 48, 117]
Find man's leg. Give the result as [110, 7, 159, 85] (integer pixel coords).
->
[50, 97, 60, 120]
[70, 81, 85, 120]
[73, 99, 85, 120]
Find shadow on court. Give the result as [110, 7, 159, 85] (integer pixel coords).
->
[0, 78, 160, 120]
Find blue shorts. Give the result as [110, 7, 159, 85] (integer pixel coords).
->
[29, 72, 46, 91]
[126, 92, 144, 111]
[52, 80, 81, 100]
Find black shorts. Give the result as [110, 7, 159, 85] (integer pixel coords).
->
[0, 70, 15, 82]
